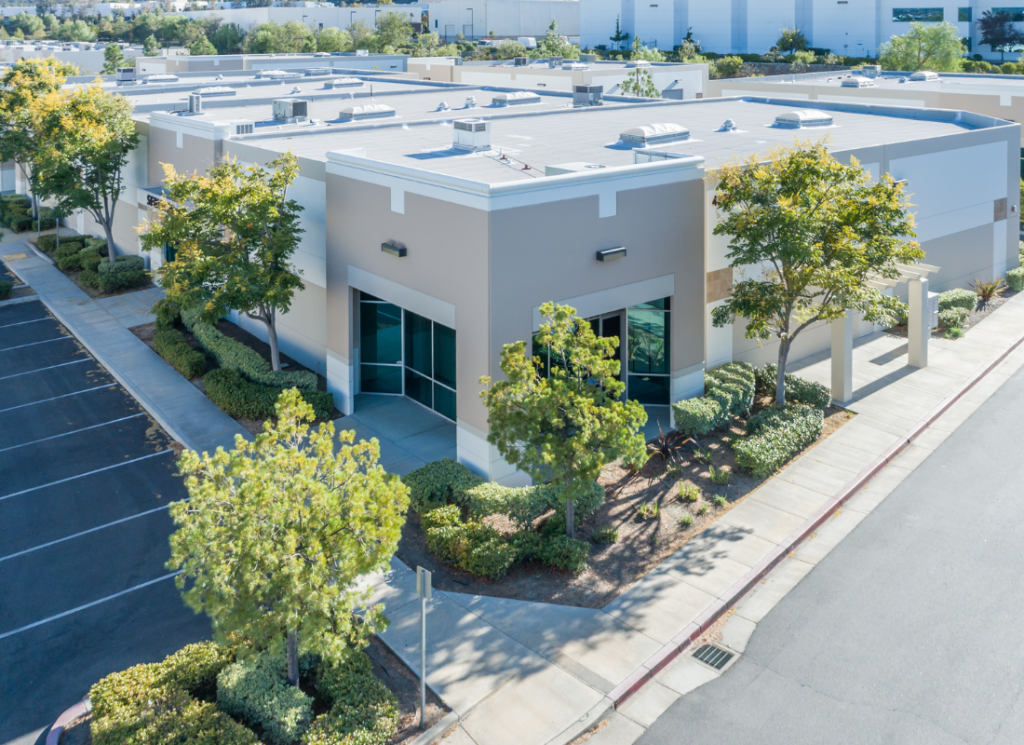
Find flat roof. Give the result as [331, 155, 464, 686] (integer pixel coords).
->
[246, 96, 1009, 185]
[461, 59, 704, 72]
[729, 70, 1024, 96]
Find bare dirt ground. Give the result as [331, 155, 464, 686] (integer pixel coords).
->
[396, 402, 854, 609]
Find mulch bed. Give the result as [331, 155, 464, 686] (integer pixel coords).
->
[58, 635, 450, 745]
[395, 400, 854, 609]
[131, 319, 342, 436]
[27, 238, 158, 300]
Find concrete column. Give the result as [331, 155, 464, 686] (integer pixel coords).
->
[908, 277, 929, 369]
[830, 312, 853, 404]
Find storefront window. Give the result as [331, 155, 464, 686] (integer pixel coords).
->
[628, 298, 671, 405]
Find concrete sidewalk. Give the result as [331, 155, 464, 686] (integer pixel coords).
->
[360, 293, 1024, 745]
[1, 238, 248, 455]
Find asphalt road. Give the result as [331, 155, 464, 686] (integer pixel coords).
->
[0, 298, 208, 745]
[639, 358, 1024, 744]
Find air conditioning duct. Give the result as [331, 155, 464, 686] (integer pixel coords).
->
[573, 84, 603, 107]
[453, 118, 490, 151]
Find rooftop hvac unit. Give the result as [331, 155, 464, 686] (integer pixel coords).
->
[861, 64, 881, 78]
[573, 84, 603, 107]
[548, 56, 563, 68]
[337, 103, 396, 121]
[145, 74, 179, 83]
[513, 56, 528, 66]
[116, 67, 137, 82]
[491, 90, 541, 107]
[909, 70, 939, 81]
[618, 123, 690, 147]
[774, 109, 833, 128]
[453, 119, 490, 151]
[303, 67, 335, 76]
[229, 120, 255, 136]
[580, 53, 597, 63]
[193, 86, 237, 97]
[841, 76, 875, 88]
[259, 70, 303, 80]
[272, 98, 309, 122]
[562, 62, 588, 71]
[324, 77, 363, 89]
[626, 59, 651, 68]
[188, 93, 202, 114]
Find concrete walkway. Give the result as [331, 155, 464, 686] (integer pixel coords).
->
[1, 238, 248, 455]
[360, 293, 1024, 745]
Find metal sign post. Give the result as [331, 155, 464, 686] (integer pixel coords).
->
[416, 566, 432, 729]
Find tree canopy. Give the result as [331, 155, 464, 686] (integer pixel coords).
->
[168, 389, 410, 686]
[977, 10, 1024, 59]
[709, 142, 923, 405]
[879, 21, 965, 71]
[481, 302, 647, 537]
[139, 153, 305, 372]
[776, 27, 809, 52]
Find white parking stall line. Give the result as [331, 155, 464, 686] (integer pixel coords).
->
[0, 413, 144, 455]
[0, 336, 71, 352]
[0, 449, 173, 502]
[0, 358, 89, 381]
[0, 572, 183, 641]
[0, 317, 50, 330]
[0, 384, 115, 415]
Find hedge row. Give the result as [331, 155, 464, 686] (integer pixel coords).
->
[733, 404, 825, 478]
[154, 328, 206, 379]
[402, 457, 484, 512]
[204, 368, 333, 421]
[1, 195, 32, 232]
[672, 362, 756, 437]
[217, 653, 312, 745]
[754, 365, 831, 409]
[937, 288, 978, 313]
[307, 649, 399, 745]
[182, 307, 318, 391]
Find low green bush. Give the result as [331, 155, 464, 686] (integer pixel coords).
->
[309, 651, 399, 745]
[35, 234, 58, 253]
[55, 240, 84, 259]
[733, 404, 824, 478]
[154, 298, 182, 332]
[754, 365, 830, 409]
[937, 287, 978, 312]
[217, 652, 313, 745]
[160, 642, 238, 701]
[593, 525, 618, 544]
[706, 362, 755, 414]
[80, 250, 104, 273]
[672, 396, 727, 437]
[79, 269, 101, 290]
[421, 505, 517, 578]
[938, 307, 970, 331]
[155, 329, 207, 379]
[531, 533, 590, 572]
[57, 252, 84, 271]
[8, 214, 32, 232]
[402, 457, 484, 512]
[204, 368, 334, 420]
[0, 280, 11, 301]
[1006, 267, 1024, 293]
[182, 307, 318, 390]
[98, 269, 148, 292]
[84, 236, 110, 255]
[98, 255, 145, 275]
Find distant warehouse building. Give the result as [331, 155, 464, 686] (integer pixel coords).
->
[424, 0, 579, 42]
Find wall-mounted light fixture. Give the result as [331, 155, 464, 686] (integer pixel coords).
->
[596, 246, 627, 262]
[382, 241, 407, 257]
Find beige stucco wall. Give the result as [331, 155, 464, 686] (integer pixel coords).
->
[147, 126, 222, 182]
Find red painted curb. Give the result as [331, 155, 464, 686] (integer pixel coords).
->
[611, 327, 1024, 709]
[46, 699, 90, 745]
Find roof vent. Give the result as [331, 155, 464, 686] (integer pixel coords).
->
[437, 101, 449, 110]
[229, 120, 255, 137]
[216, 74, 225, 81]
[272, 98, 309, 123]
[465, 96, 477, 108]
[492, 91, 541, 107]
[194, 86, 236, 97]
[774, 109, 833, 128]
[187, 93, 202, 114]
[619, 122, 690, 147]
[626, 59, 651, 68]
[453, 118, 490, 151]
[338, 103, 396, 121]
[720, 119, 737, 132]
[909, 70, 938, 81]
[573, 84, 603, 107]
[841, 76, 874, 88]
[291, 86, 302, 94]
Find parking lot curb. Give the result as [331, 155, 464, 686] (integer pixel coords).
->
[607, 325, 1024, 709]
[45, 698, 90, 745]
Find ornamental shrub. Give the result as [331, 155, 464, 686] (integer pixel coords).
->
[98, 255, 145, 275]
[402, 457, 484, 512]
[55, 240, 84, 259]
[181, 307, 318, 390]
[160, 641, 237, 701]
[35, 234, 58, 253]
[0, 280, 11, 301]
[97, 269, 148, 293]
[308, 653, 398, 745]
[153, 299, 182, 332]
[1006, 267, 1024, 292]
[84, 236, 110, 255]
[155, 328, 207, 379]
[548, 480, 604, 529]
[79, 269, 102, 290]
[733, 404, 824, 478]
[80, 250, 104, 273]
[421, 505, 518, 578]
[217, 652, 314, 745]
[937, 287, 978, 312]
[57, 252, 84, 271]
[204, 368, 334, 420]
[672, 395, 726, 437]
[755, 365, 830, 409]
[707, 362, 755, 414]
[938, 307, 970, 330]
[8, 214, 31, 232]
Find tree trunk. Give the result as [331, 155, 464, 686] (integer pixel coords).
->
[565, 499, 575, 539]
[103, 221, 117, 265]
[776, 337, 791, 407]
[266, 312, 281, 372]
[287, 629, 299, 688]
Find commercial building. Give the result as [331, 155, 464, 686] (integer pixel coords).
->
[166, 5, 425, 35]
[580, 0, 1024, 59]
[408, 57, 708, 98]
[423, 0, 579, 42]
[10, 62, 1016, 482]
[136, 51, 411, 76]
[0, 41, 145, 75]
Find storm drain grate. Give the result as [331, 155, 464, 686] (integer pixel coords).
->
[693, 644, 734, 670]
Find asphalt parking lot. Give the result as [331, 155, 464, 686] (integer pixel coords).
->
[0, 297, 208, 745]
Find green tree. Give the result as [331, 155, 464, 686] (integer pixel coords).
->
[481, 302, 647, 538]
[776, 27, 808, 52]
[374, 11, 412, 52]
[32, 83, 140, 263]
[711, 55, 744, 78]
[709, 142, 923, 405]
[189, 34, 217, 56]
[347, 19, 376, 50]
[102, 42, 126, 74]
[630, 33, 665, 62]
[140, 154, 305, 372]
[168, 389, 410, 687]
[496, 38, 527, 58]
[143, 33, 160, 56]
[0, 57, 79, 220]
[620, 65, 659, 97]
[879, 21, 965, 71]
[537, 19, 580, 59]
[977, 10, 1024, 60]
[211, 22, 246, 54]
[316, 26, 352, 53]
[610, 15, 628, 50]
[56, 19, 97, 42]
